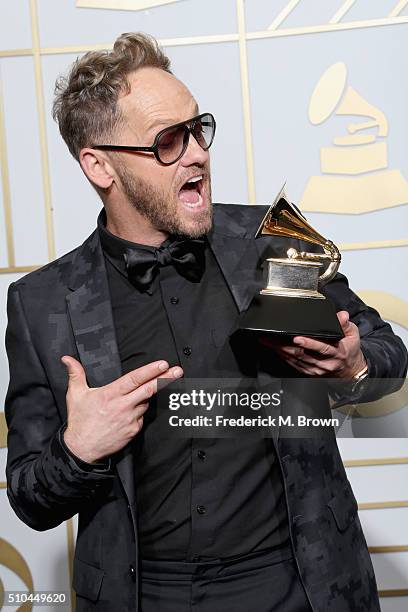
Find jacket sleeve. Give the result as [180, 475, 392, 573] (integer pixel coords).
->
[322, 272, 407, 406]
[5, 283, 115, 532]
[322, 272, 408, 379]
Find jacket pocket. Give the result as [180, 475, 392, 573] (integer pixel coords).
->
[327, 482, 358, 532]
[73, 557, 105, 602]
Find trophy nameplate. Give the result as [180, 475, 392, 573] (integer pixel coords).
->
[239, 185, 344, 340]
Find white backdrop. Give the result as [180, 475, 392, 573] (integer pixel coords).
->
[0, 1, 407, 610]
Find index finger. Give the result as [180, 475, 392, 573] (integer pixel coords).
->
[110, 360, 170, 396]
[292, 336, 339, 357]
[125, 365, 184, 407]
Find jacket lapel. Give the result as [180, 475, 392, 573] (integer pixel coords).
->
[209, 204, 284, 443]
[208, 205, 266, 313]
[209, 203, 301, 313]
[66, 229, 136, 506]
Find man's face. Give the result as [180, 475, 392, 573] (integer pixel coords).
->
[112, 67, 213, 238]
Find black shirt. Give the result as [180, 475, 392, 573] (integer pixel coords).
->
[98, 211, 289, 561]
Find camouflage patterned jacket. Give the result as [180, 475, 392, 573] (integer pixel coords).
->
[5, 203, 407, 611]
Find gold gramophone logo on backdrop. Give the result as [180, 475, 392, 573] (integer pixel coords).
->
[0, 538, 34, 612]
[301, 62, 408, 214]
[0, 412, 34, 611]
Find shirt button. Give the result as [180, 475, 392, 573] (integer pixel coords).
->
[183, 346, 192, 356]
[129, 564, 136, 582]
[197, 450, 206, 461]
[196, 505, 206, 515]
[170, 296, 179, 304]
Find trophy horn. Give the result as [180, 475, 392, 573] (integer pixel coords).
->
[255, 188, 341, 286]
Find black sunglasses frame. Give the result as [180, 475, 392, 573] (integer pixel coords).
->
[92, 112, 216, 166]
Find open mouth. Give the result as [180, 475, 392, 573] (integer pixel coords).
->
[178, 175, 205, 209]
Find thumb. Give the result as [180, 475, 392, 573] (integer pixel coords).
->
[61, 356, 88, 390]
[337, 310, 351, 332]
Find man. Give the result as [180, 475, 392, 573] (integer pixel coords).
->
[5, 32, 407, 612]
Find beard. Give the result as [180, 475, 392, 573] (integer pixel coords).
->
[116, 163, 213, 239]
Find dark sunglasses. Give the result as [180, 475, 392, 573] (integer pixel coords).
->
[92, 112, 216, 166]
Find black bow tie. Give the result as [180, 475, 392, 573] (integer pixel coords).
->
[124, 238, 206, 292]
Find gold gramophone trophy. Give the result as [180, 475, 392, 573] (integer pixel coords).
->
[240, 185, 344, 340]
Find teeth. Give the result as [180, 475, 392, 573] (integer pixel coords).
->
[187, 175, 202, 184]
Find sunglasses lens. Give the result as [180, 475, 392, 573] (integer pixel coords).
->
[157, 125, 187, 164]
[156, 114, 216, 164]
[192, 113, 215, 150]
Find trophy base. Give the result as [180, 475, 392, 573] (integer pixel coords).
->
[260, 286, 324, 299]
[239, 294, 344, 340]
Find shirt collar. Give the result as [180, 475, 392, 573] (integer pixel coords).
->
[98, 209, 174, 272]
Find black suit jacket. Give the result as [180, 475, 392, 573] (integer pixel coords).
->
[5, 203, 407, 612]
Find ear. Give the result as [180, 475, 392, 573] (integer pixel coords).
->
[79, 148, 115, 189]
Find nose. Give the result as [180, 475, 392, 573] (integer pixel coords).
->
[180, 132, 209, 167]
